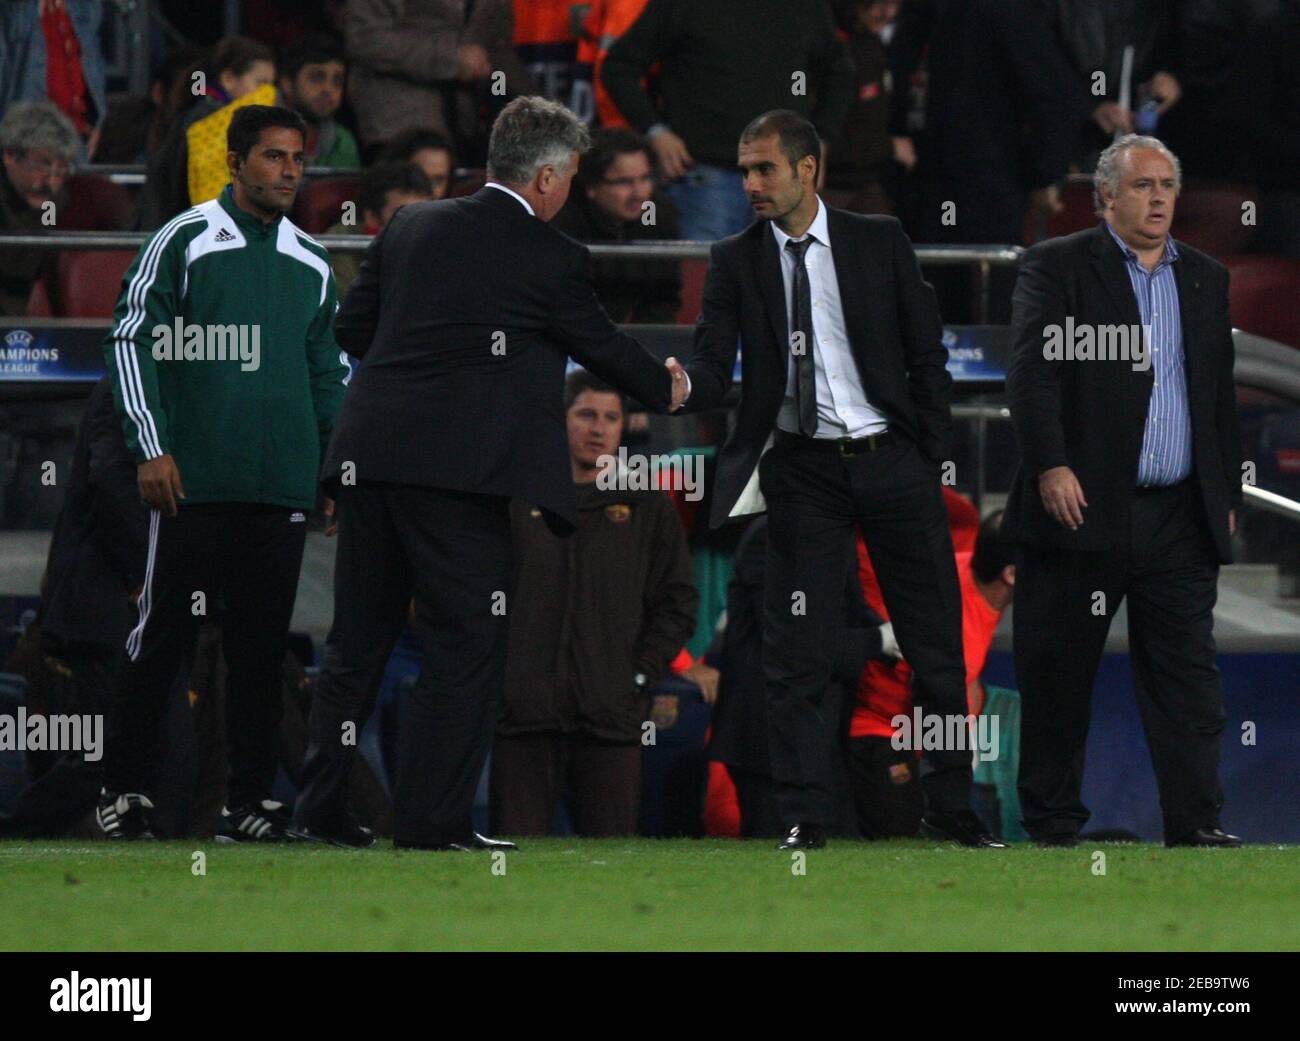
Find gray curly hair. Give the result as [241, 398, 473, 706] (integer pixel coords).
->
[0, 100, 80, 163]
[487, 95, 590, 187]
[1093, 134, 1182, 213]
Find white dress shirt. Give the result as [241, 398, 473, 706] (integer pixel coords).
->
[485, 181, 536, 216]
[770, 198, 889, 438]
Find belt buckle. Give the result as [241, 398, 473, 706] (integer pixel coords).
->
[838, 436, 860, 457]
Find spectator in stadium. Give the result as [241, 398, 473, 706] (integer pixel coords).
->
[575, 0, 652, 128]
[0, 0, 106, 153]
[1048, 0, 1183, 167]
[344, 0, 528, 163]
[93, 46, 207, 165]
[889, 0, 1084, 246]
[328, 162, 434, 296]
[97, 105, 349, 844]
[848, 509, 1014, 839]
[490, 370, 698, 837]
[376, 128, 456, 199]
[0, 378, 146, 838]
[709, 516, 896, 838]
[293, 96, 685, 852]
[1004, 135, 1243, 849]
[277, 33, 360, 168]
[676, 108, 998, 850]
[139, 36, 276, 229]
[552, 127, 682, 323]
[1225, 0, 1300, 257]
[823, 0, 912, 216]
[0, 100, 77, 315]
[601, 0, 854, 241]
[1158, 0, 1279, 179]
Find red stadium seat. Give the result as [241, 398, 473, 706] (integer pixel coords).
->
[24, 277, 52, 317]
[48, 250, 136, 318]
[676, 258, 706, 325]
[292, 176, 362, 233]
[60, 174, 135, 230]
[1225, 255, 1300, 349]
[1172, 182, 1259, 257]
[1027, 178, 1097, 244]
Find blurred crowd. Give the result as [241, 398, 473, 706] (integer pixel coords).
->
[3, 0, 1299, 321]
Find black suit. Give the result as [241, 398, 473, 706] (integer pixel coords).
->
[1005, 222, 1243, 843]
[683, 206, 972, 826]
[296, 186, 674, 845]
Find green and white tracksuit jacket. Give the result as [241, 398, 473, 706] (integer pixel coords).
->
[103, 185, 349, 510]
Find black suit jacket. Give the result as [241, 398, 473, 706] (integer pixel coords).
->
[682, 208, 953, 529]
[324, 186, 674, 533]
[1003, 222, 1243, 562]
[40, 377, 149, 650]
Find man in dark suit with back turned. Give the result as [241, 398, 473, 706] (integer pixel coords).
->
[678, 110, 1001, 850]
[1005, 135, 1243, 849]
[293, 96, 689, 851]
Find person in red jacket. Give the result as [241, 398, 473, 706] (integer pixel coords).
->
[848, 509, 1016, 838]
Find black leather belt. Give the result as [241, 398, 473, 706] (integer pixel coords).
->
[1134, 478, 1192, 496]
[774, 429, 895, 456]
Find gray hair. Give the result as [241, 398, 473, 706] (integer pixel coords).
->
[0, 100, 80, 163]
[487, 95, 590, 187]
[1093, 134, 1182, 213]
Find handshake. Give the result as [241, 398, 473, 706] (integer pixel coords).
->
[666, 357, 690, 412]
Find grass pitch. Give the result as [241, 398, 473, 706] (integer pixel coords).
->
[2, 838, 1296, 951]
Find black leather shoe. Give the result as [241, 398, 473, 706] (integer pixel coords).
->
[921, 810, 1007, 848]
[1167, 827, 1242, 848]
[288, 817, 376, 849]
[1037, 832, 1080, 848]
[777, 823, 826, 850]
[395, 832, 519, 852]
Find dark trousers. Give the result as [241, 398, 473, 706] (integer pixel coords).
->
[489, 732, 641, 837]
[725, 764, 784, 839]
[759, 434, 970, 827]
[847, 736, 925, 838]
[1014, 481, 1227, 843]
[105, 503, 306, 806]
[294, 482, 511, 845]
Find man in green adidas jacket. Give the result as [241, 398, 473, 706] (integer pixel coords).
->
[97, 105, 349, 843]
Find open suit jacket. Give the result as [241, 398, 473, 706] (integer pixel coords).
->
[680, 207, 954, 529]
[1003, 222, 1243, 563]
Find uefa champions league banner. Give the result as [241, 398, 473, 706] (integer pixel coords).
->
[0, 322, 110, 382]
[1, 321, 1013, 384]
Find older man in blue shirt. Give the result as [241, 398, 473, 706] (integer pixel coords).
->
[1004, 135, 1244, 849]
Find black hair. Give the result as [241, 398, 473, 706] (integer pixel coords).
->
[280, 33, 346, 82]
[739, 109, 822, 179]
[970, 509, 1015, 584]
[378, 127, 457, 169]
[564, 369, 625, 413]
[227, 105, 307, 161]
[360, 162, 434, 218]
[575, 127, 654, 192]
[209, 36, 275, 79]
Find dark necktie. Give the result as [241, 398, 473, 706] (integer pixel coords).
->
[785, 236, 819, 436]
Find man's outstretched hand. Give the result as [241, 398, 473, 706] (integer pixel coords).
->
[666, 356, 689, 412]
[138, 454, 185, 516]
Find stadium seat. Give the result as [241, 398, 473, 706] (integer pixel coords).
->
[23, 278, 52, 317]
[1027, 178, 1097, 244]
[1172, 182, 1258, 256]
[1225, 255, 1300, 350]
[450, 169, 487, 197]
[59, 174, 135, 231]
[292, 175, 361, 233]
[49, 250, 135, 318]
[676, 258, 706, 325]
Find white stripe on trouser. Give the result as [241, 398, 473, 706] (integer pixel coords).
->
[125, 508, 161, 661]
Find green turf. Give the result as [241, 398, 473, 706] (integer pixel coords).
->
[2, 838, 1296, 951]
